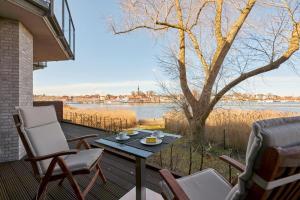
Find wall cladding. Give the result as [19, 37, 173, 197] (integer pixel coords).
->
[0, 19, 33, 162]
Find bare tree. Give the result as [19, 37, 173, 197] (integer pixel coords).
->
[110, 0, 300, 144]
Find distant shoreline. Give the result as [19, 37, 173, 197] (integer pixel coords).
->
[65, 100, 300, 105]
[66, 102, 173, 105]
[66, 101, 300, 120]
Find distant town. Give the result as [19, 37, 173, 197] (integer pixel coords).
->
[34, 87, 300, 104]
[35, 87, 174, 104]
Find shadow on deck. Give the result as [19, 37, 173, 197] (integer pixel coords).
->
[0, 122, 163, 200]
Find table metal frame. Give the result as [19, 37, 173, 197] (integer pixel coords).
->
[94, 131, 181, 200]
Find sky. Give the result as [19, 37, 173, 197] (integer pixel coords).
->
[33, 0, 300, 96]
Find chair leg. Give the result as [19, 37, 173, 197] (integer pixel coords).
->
[82, 169, 100, 197]
[36, 158, 59, 200]
[36, 178, 49, 200]
[57, 158, 84, 200]
[80, 142, 106, 184]
[58, 178, 65, 186]
[66, 175, 84, 200]
[96, 163, 107, 183]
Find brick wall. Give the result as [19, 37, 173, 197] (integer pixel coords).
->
[0, 18, 33, 162]
[18, 23, 33, 158]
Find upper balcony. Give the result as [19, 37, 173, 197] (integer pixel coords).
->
[0, 0, 75, 62]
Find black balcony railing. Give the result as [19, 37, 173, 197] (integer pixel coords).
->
[49, 0, 75, 59]
[30, 0, 75, 59]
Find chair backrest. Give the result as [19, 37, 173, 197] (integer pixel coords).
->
[246, 145, 300, 200]
[14, 106, 69, 176]
[226, 116, 300, 200]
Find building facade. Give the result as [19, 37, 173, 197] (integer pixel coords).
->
[0, 0, 74, 162]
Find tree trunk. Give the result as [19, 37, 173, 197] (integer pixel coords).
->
[189, 118, 206, 147]
[188, 117, 207, 172]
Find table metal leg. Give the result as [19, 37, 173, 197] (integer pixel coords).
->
[136, 157, 146, 200]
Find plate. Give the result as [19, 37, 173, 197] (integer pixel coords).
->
[116, 136, 130, 141]
[127, 131, 139, 136]
[140, 138, 162, 146]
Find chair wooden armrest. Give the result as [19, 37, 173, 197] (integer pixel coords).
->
[159, 169, 189, 200]
[25, 150, 78, 162]
[219, 155, 246, 172]
[68, 134, 98, 150]
[67, 134, 98, 142]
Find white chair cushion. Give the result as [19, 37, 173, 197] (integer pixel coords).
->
[17, 106, 70, 174]
[25, 121, 69, 173]
[256, 118, 300, 164]
[17, 106, 58, 128]
[227, 116, 300, 200]
[161, 169, 232, 200]
[52, 148, 103, 175]
[16, 106, 104, 177]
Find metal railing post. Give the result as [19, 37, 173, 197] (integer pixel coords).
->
[73, 25, 75, 58]
[62, 0, 65, 33]
[69, 18, 71, 44]
[50, 0, 54, 16]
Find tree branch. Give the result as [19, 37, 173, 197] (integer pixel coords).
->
[215, 0, 224, 46]
[211, 0, 256, 69]
[208, 22, 300, 116]
[186, 29, 210, 77]
[155, 21, 183, 30]
[225, 0, 257, 44]
[174, 0, 197, 106]
[112, 24, 168, 35]
[182, 102, 193, 122]
[200, 0, 257, 103]
[164, 4, 175, 22]
[190, 1, 213, 30]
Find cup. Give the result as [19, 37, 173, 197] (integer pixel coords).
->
[119, 132, 127, 139]
[153, 131, 163, 138]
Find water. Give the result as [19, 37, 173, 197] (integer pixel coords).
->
[68, 102, 300, 120]
[217, 101, 300, 112]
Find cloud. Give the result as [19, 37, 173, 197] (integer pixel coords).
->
[34, 80, 159, 96]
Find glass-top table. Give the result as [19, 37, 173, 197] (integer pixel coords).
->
[94, 130, 181, 200]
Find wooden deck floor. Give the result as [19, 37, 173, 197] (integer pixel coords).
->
[0, 123, 163, 200]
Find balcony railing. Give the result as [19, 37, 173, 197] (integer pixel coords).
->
[50, 0, 75, 59]
[25, 0, 75, 68]
[28, 0, 75, 59]
[27, 0, 50, 8]
[48, 0, 75, 59]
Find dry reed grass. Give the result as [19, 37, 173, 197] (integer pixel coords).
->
[150, 109, 298, 176]
[63, 105, 298, 176]
[138, 118, 165, 127]
[165, 109, 298, 150]
[148, 142, 242, 177]
[63, 105, 137, 129]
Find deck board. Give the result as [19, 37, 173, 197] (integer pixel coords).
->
[0, 163, 33, 200]
[0, 122, 164, 200]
